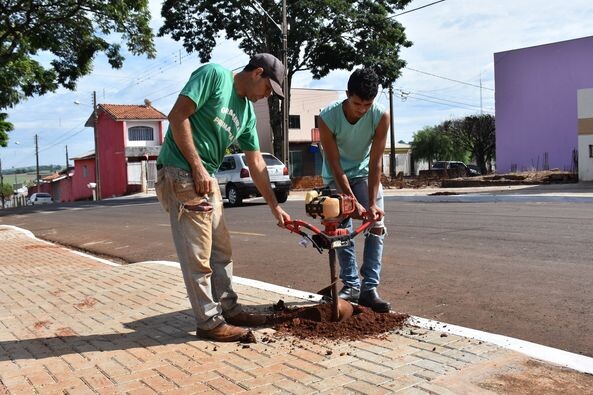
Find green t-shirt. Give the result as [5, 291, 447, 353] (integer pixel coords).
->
[320, 100, 385, 183]
[157, 63, 259, 175]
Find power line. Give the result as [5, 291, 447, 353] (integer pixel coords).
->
[405, 67, 495, 91]
[398, 87, 494, 110]
[391, 0, 446, 18]
[38, 126, 88, 154]
[399, 91, 495, 114]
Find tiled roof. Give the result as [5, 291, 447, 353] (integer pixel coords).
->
[42, 167, 75, 182]
[70, 150, 95, 161]
[42, 172, 62, 181]
[100, 104, 167, 120]
[85, 103, 167, 126]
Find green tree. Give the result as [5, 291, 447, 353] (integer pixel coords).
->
[410, 126, 455, 169]
[0, 181, 12, 208]
[159, 0, 412, 158]
[0, 0, 156, 112]
[433, 122, 470, 163]
[442, 114, 496, 174]
[0, 112, 13, 147]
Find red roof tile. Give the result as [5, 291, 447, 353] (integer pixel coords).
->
[85, 103, 167, 126]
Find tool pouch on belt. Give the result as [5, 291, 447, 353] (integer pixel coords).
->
[175, 175, 214, 220]
[156, 168, 214, 217]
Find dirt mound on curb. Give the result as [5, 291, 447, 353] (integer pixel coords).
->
[269, 300, 409, 341]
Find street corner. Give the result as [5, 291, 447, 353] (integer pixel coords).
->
[430, 354, 593, 394]
[0, 224, 35, 240]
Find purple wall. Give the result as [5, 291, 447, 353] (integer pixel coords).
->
[495, 36, 593, 173]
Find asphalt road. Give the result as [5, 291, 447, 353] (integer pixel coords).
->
[1, 197, 592, 357]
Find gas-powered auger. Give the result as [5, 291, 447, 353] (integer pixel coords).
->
[284, 187, 374, 322]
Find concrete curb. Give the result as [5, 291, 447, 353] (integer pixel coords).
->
[5, 225, 593, 376]
[384, 194, 593, 203]
[66, 256, 593, 375]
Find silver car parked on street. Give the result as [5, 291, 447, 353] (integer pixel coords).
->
[215, 153, 291, 206]
[27, 192, 53, 205]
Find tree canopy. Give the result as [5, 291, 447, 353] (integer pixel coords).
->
[441, 114, 496, 174]
[411, 114, 496, 174]
[159, 0, 412, 158]
[0, 0, 156, 111]
[410, 126, 456, 169]
[0, 182, 12, 207]
[0, 112, 13, 147]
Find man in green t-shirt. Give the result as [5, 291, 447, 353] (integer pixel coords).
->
[319, 68, 391, 313]
[156, 53, 291, 342]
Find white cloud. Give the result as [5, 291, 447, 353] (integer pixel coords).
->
[2, 0, 593, 168]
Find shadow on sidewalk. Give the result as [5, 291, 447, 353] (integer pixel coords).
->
[0, 306, 273, 362]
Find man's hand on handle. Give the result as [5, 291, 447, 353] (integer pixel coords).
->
[367, 203, 384, 222]
[272, 206, 291, 228]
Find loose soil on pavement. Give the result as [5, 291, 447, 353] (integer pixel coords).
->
[269, 299, 409, 341]
[292, 170, 577, 192]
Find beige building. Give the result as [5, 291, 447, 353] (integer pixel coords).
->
[254, 88, 340, 176]
[255, 88, 415, 177]
[578, 88, 593, 181]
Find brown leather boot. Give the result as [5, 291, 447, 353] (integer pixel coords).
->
[224, 311, 269, 326]
[195, 323, 249, 342]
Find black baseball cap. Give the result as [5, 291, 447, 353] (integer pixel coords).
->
[248, 53, 285, 99]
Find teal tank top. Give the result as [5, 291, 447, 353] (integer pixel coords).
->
[320, 100, 385, 183]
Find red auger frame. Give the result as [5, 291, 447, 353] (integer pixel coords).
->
[284, 218, 373, 252]
[282, 188, 375, 321]
[284, 187, 374, 252]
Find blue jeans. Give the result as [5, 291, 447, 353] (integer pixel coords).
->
[329, 177, 386, 291]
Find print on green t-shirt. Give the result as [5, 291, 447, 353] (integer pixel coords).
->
[320, 100, 385, 183]
[157, 63, 260, 175]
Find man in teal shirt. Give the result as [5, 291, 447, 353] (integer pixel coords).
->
[156, 54, 291, 342]
[319, 68, 391, 313]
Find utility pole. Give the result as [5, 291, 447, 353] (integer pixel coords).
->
[251, 0, 289, 166]
[281, 0, 289, 168]
[35, 134, 40, 192]
[388, 84, 396, 178]
[0, 156, 4, 209]
[65, 145, 69, 178]
[93, 91, 101, 200]
[479, 74, 483, 115]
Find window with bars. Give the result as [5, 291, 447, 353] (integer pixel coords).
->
[128, 126, 154, 141]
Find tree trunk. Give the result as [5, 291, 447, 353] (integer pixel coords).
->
[267, 76, 291, 163]
[268, 96, 282, 158]
[475, 150, 487, 175]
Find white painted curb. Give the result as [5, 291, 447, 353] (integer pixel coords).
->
[4, 225, 592, 375]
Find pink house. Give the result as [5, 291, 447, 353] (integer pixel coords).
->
[35, 103, 167, 201]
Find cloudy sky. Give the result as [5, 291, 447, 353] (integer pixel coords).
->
[2, 0, 593, 169]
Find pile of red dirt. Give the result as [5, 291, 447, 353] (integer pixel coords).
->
[291, 176, 325, 190]
[269, 300, 409, 341]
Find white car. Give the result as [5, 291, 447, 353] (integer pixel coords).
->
[28, 192, 53, 205]
[215, 153, 291, 206]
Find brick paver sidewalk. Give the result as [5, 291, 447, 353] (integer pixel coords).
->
[1, 226, 592, 394]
